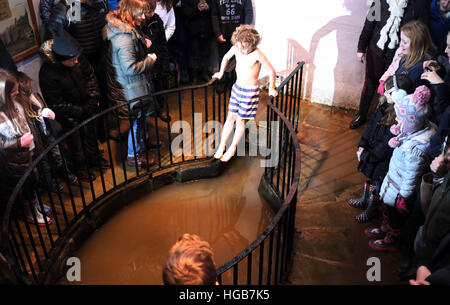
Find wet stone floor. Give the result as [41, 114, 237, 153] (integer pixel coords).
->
[287, 100, 403, 285]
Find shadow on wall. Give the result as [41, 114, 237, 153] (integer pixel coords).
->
[287, 0, 369, 108]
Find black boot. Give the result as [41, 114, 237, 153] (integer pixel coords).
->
[356, 194, 380, 223]
[349, 182, 373, 209]
[349, 115, 367, 129]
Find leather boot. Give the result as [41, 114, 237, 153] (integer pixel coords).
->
[349, 115, 367, 129]
[349, 181, 374, 209]
[356, 194, 380, 223]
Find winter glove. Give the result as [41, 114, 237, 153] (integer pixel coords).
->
[395, 195, 408, 215]
[377, 80, 385, 95]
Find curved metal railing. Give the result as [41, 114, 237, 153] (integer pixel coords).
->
[0, 62, 304, 284]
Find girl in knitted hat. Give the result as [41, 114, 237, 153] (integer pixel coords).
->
[366, 85, 437, 252]
[350, 74, 414, 223]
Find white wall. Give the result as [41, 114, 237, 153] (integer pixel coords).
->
[18, 0, 370, 109]
[254, 0, 369, 109]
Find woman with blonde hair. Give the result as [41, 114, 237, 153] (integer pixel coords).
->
[394, 20, 436, 87]
[104, 0, 157, 168]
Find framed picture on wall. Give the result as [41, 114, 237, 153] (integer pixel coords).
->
[0, 0, 41, 62]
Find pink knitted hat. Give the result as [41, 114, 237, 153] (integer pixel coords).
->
[394, 85, 431, 135]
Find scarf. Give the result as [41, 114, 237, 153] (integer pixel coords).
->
[377, 0, 408, 50]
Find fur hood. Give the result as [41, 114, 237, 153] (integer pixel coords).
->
[39, 40, 58, 64]
[103, 11, 142, 41]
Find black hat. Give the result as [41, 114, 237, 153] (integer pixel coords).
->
[52, 36, 81, 62]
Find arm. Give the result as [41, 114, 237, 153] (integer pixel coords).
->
[213, 46, 236, 79]
[0, 127, 21, 151]
[39, 72, 83, 121]
[399, 147, 430, 199]
[258, 49, 278, 97]
[428, 106, 449, 159]
[115, 34, 156, 76]
[164, 8, 176, 41]
[210, 0, 222, 39]
[380, 47, 404, 82]
[78, 55, 101, 116]
[357, 1, 377, 53]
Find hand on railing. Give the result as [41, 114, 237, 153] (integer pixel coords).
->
[269, 87, 278, 97]
[212, 71, 223, 80]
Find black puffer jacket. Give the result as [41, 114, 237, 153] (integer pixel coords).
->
[357, 102, 395, 181]
[141, 13, 170, 77]
[358, 0, 430, 61]
[38, 40, 100, 129]
[46, 0, 108, 59]
[182, 0, 212, 39]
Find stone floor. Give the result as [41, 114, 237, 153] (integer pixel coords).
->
[287, 100, 404, 285]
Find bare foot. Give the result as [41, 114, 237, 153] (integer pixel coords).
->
[220, 147, 236, 162]
[214, 145, 226, 159]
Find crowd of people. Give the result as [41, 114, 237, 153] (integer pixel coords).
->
[349, 0, 450, 285]
[0, 0, 449, 285]
[0, 0, 254, 226]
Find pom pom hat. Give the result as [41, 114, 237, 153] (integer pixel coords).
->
[394, 85, 431, 135]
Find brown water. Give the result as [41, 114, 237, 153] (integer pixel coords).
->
[64, 157, 274, 284]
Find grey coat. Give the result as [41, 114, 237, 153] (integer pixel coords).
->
[380, 122, 437, 206]
[103, 12, 156, 118]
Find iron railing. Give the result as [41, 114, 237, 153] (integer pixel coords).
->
[0, 62, 304, 284]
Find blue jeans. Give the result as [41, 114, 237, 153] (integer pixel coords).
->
[127, 119, 144, 157]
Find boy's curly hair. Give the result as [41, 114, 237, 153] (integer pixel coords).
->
[162, 234, 217, 285]
[231, 25, 261, 53]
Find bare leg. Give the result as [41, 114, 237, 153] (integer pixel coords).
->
[220, 117, 246, 162]
[214, 113, 237, 159]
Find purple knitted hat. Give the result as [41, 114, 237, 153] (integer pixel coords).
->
[394, 85, 431, 135]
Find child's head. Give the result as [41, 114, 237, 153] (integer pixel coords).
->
[145, 0, 156, 18]
[399, 20, 435, 70]
[383, 74, 413, 104]
[231, 25, 261, 55]
[162, 233, 217, 285]
[394, 85, 431, 134]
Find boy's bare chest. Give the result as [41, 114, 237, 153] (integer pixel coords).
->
[236, 52, 260, 69]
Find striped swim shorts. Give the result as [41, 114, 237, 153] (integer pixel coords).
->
[228, 83, 260, 119]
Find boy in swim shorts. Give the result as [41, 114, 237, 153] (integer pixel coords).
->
[213, 25, 278, 162]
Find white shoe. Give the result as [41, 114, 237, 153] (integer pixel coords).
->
[24, 203, 52, 226]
